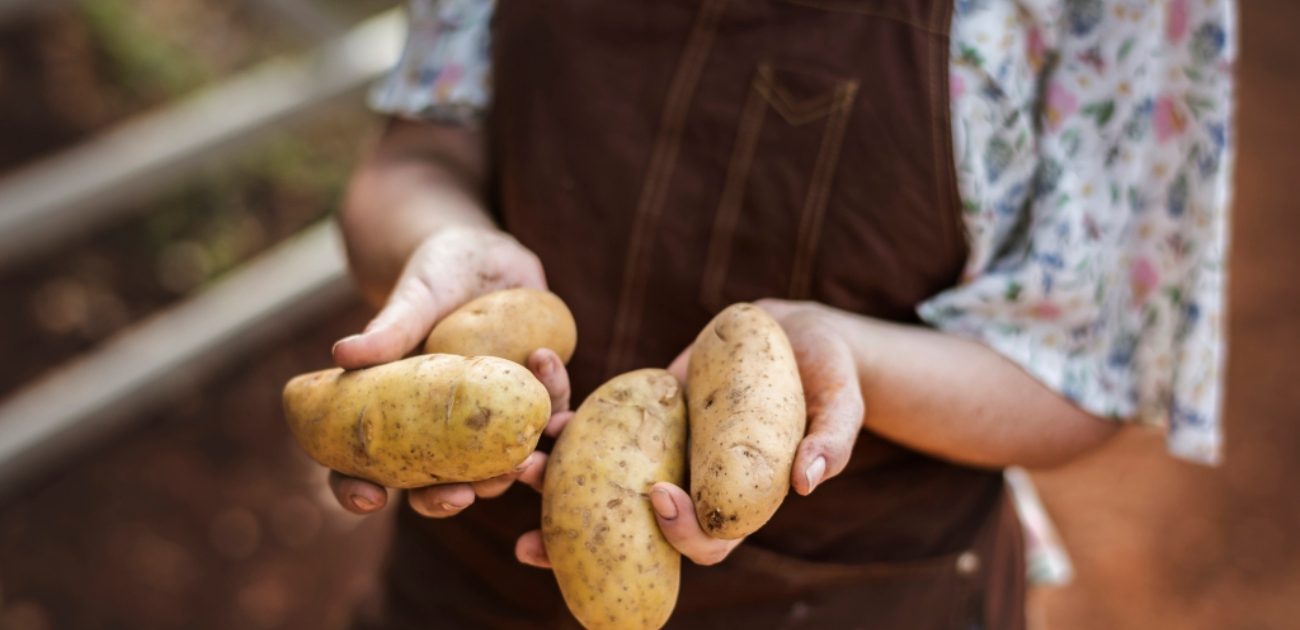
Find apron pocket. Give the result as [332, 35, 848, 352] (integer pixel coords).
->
[699, 63, 859, 312]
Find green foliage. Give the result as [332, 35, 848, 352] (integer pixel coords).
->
[78, 0, 210, 98]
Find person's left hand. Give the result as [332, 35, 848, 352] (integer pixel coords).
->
[513, 298, 866, 568]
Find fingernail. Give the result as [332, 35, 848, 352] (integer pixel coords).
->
[333, 334, 361, 352]
[805, 456, 827, 492]
[651, 488, 677, 520]
[439, 501, 459, 511]
[352, 494, 378, 511]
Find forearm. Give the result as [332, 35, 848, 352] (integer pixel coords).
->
[340, 119, 495, 303]
[827, 310, 1118, 469]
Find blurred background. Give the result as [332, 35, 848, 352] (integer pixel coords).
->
[0, 1, 1295, 629]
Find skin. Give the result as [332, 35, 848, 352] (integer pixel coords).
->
[333, 119, 1119, 571]
[328, 119, 569, 516]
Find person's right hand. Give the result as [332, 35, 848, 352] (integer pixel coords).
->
[325, 225, 575, 516]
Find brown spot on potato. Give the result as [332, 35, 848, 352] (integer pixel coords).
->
[354, 404, 374, 461]
[466, 409, 492, 430]
[706, 508, 726, 532]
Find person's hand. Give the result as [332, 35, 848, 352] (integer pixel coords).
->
[513, 298, 865, 568]
[333, 225, 546, 370]
[324, 225, 576, 517]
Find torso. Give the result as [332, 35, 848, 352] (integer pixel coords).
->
[365, 2, 1025, 628]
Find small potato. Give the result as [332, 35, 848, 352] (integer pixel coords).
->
[687, 303, 806, 539]
[424, 288, 577, 365]
[283, 354, 550, 488]
[543, 369, 686, 630]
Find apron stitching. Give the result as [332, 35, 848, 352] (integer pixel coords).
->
[925, 0, 953, 262]
[606, 0, 728, 374]
[788, 81, 859, 299]
[757, 66, 840, 126]
[704, 65, 859, 309]
[929, 0, 969, 270]
[701, 69, 771, 313]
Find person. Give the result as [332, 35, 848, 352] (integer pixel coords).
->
[323, 0, 1235, 627]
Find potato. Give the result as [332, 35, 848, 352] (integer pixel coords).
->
[424, 288, 577, 365]
[283, 353, 550, 488]
[543, 369, 686, 630]
[687, 303, 806, 539]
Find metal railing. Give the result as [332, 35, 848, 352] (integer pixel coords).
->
[0, 6, 404, 495]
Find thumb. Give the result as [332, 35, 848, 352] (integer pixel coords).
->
[333, 276, 439, 369]
[666, 346, 692, 384]
[790, 338, 864, 496]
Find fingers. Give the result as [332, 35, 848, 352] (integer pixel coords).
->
[470, 451, 547, 498]
[329, 471, 389, 514]
[528, 349, 571, 414]
[544, 411, 575, 439]
[756, 299, 864, 496]
[789, 329, 864, 497]
[666, 346, 691, 383]
[407, 451, 547, 520]
[407, 483, 476, 518]
[470, 471, 521, 500]
[527, 348, 574, 438]
[752, 297, 802, 320]
[515, 529, 551, 568]
[517, 484, 744, 570]
[333, 275, 440, 369]
[650, 482, 743, 566]
[515, 451, 549, 492]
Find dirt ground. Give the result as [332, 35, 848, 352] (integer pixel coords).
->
[0, 302, 393, 630]
[1, 1, 1298, 629]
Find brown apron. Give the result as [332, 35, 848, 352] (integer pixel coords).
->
[364, 0, 1025, 628]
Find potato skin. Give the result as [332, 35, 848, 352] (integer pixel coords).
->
[283, 354, 550, 488]
[424, 288, 577, 365]
[687, 303, 806, 539]
[543, 369, 686, 630]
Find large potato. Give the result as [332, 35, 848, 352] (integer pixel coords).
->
[424, 288, 577, 365]
[283, 353, 550, 488]
[543, 369, 686, 630]
[687, 303, 806, 539]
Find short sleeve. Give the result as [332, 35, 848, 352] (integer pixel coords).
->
[368, 0, 495, 124]
[924, 0, 1237, 464]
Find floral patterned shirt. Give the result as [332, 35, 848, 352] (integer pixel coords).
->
[371, 0, 1236, 465]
